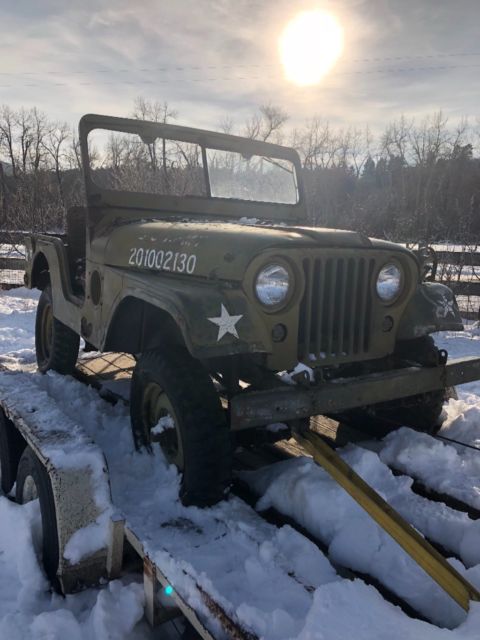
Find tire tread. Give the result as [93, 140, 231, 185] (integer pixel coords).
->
[130, 346, 232, 507]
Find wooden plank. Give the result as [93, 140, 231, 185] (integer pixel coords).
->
[76, 353, 135, 382]
[124, 527, 217, 639]
[107, 515, 125, 579]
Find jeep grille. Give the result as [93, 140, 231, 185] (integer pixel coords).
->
[298, 254, 376, 364]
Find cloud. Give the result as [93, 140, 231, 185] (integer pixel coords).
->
[0, 0, 478, 133]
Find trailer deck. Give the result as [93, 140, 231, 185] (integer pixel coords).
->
[2, 353, 480, 637]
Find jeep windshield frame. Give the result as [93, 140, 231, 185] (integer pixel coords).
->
[79, 114, 307, 223]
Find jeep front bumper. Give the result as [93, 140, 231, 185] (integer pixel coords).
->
[230, 356, 480, 430]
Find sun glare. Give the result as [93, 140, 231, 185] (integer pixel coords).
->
[279, 10, 344, 86]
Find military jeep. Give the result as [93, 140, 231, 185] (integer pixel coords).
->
[25, 114, 468, 507]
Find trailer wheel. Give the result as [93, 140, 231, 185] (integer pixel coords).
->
[0, 410, 26, 494]
[35, 284, 80, 374]
[130, 346, 232, 507]
[16, 447, 60, 590]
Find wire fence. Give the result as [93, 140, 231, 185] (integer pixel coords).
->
[0, 231, 28, 289]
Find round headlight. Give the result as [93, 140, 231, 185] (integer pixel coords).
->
[255, 264, 290, 307]
[376, 263, 403, 302]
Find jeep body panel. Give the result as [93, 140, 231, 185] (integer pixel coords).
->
[26, 218, 462, 372]
[25, 235, 82, 328]
[397, 281, 463, 339]
[96, 219, 377, 280]
[93, 266, 273, 358]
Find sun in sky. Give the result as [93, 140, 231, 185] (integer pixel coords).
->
[279, 10, 344, 86]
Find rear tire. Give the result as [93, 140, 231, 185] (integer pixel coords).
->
[16, 446, 60, 590]
[35, 284, 80, 374]
[130, 346, 232, 507]
[0, 410, 26, 494]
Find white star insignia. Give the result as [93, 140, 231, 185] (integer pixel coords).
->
[208, 304, 243, 341]
[436, 294, 456, 319]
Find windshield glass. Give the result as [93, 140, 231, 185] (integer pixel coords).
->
[88, 130, 206, 197]
[87, 129, 299, 205]
[206, 149, 298, 204]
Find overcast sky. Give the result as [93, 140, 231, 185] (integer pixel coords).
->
[1, 0, 479, 133]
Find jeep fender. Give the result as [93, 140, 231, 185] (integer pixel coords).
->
[26, 236, 81, 330]
[103, 268, 272, 359]
[397, 282, 463, 340]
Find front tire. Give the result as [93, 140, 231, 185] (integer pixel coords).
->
[35, 284, 80, 374]
[130, 346, 232, 507]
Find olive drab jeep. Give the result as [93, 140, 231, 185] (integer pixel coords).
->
[24, 114, 466, 507]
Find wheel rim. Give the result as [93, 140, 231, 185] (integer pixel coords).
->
[39, 301, 53, 365]
[141, 382, 184, 470]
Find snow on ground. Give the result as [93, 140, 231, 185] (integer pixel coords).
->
[375, 324, 480, 510]
[0, 287, 39, 367]
[2, 288, 480, 638]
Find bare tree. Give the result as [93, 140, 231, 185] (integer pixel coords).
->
[131, 97, 178, 185]
[244, 104, 288, 143]
[43, 121, 71, 208]
[0, 105, 18, 177]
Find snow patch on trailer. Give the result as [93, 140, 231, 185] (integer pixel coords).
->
[0, 369, 113, 566]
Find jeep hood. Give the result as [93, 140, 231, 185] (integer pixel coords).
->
[99, 218, 412, 281]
